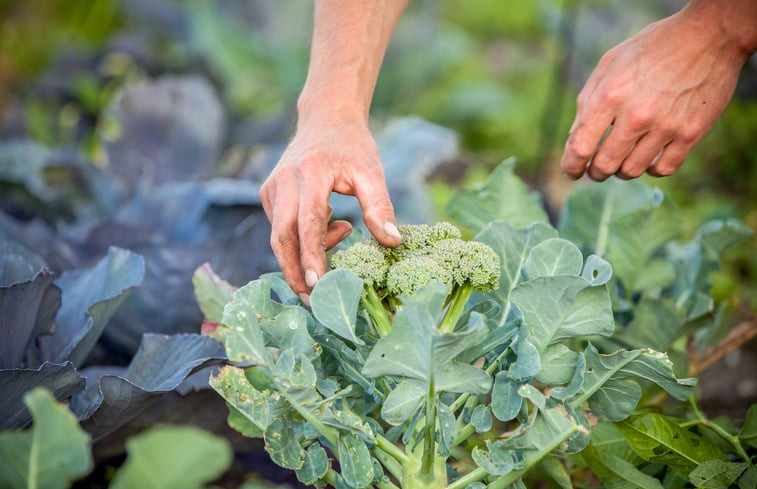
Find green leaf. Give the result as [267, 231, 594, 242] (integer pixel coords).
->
[0, 388, 92, 489]
[310, 269, 365, 345]
[739, 404, 757, 447]
[265, 417, 307, 470]
[538, 456, 573, 489]
[110, 426, 231, 489]
[471, 405, 493, 433]
[549, 352, 585, 401]
[437, 401, 457, 456]
[491, 372, 523, 422]
[522, 238, 583, 280]
[535, 343, 578, 385]
[615, 297, 687, 351]
[472, 440, 524, 476]
[510, 277, 614, 353]
[581, 443, 663, 489]
[475, 221, 558, 327]
[558, 179, 682, 293]
[222, 280, 275, 366]
[192, 262, 235, 323]
[445, 158, 548, 234]
[338, 433, 374, 489]
[689, 460, 748, 489]
[437, 362, 492, 394]
[581, 254, 613, 286]
[739, 466, 757, 489]
[262, 305, 318, 360]
[509, 336, 541, 382]
[209, 365, 286, 435]
[296, 443, 329, 485]
[362, 284, 488, 391]
[589, 422, 643, 464]
[617, 413, 727, 475]
[667, 219, 752, 315]
[571, 344, 695, 421]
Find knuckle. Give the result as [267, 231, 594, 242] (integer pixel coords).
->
[626, 107, 652, 131]
[677, 125, 701, 145]
[566, 137, 596, 160]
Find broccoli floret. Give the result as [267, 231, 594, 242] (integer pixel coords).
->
[330, 242, 388, 288]
[386, 255, 453, 296]
[330, 222, 500, 336]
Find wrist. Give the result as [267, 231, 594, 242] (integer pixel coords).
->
[296, 81, 370, 129]
[684, 0, 757, 57]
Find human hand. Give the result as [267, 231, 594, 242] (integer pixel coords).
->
[260, 119, 402, 301]
[560, 5, 749, 181]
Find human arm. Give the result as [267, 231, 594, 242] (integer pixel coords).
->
[560, 0, 757, 181]
[260, 0, 408, 300]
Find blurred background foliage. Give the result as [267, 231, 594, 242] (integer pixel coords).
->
[0, 0, 754, 351]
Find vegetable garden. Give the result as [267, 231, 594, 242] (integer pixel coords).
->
[1, 1, 755, 489]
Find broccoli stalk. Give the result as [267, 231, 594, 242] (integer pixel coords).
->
[330, 223, 500, 336]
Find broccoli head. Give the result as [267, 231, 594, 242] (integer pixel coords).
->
[330, 222, 501, 335]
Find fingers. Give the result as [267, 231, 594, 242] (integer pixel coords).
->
[647, 141, 690, 177]
[325, 220, 353, 250]
[560, 101, 615, 179]
[297, 172, 334, 289]
[615, 133, 669, 179]
[352, 166, 402, 248]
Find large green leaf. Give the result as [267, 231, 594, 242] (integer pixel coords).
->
[362, 284, 489, 388]
[39, 247, 144, 367]
[310, 269, 364, 345]
[581, 443, 663, 489]
[110, 426, 232, 489]
[571, 344, 695, 421]
[0, 388, 92, 489]
[522, 238, 583, 280]
[445, 158, 548, 234]
[667, 219, 753, 315]
[510, 277, 614, 353]
[617, 413, 726, 475]
[558, 179, 682, 293]
[475, 221, 558, 327]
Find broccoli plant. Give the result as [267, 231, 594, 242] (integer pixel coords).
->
[203, 161, 754, 489]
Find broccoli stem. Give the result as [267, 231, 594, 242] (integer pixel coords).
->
[362, 286, 393, 336]
[437, 285, 474, 334]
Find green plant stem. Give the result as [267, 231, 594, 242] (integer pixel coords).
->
[363, 287, 392, 336]
[374, 446, 404, 482]
[452, 422, 476, 448]
[449, 346, 510, 421]
[688, 395, 750, 461]
[376, 434, 410, 465]
[438, 286, 473, 334]
[278, 390, 338, 447]
[422, 381, 438, 476]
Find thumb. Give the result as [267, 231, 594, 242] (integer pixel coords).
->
[353, 174, 402, 248]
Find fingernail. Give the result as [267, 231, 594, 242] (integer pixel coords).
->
[298, 293, 310, 306]
[305, 270, 319, 288]
[384, 222, 402, 241]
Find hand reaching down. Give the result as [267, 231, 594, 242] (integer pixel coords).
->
[561, 1, 756, 181]
[260, 120, 402, 300]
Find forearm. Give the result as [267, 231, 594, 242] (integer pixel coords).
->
[297, 0, 408, 126]
[683, 0, 757, 57]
